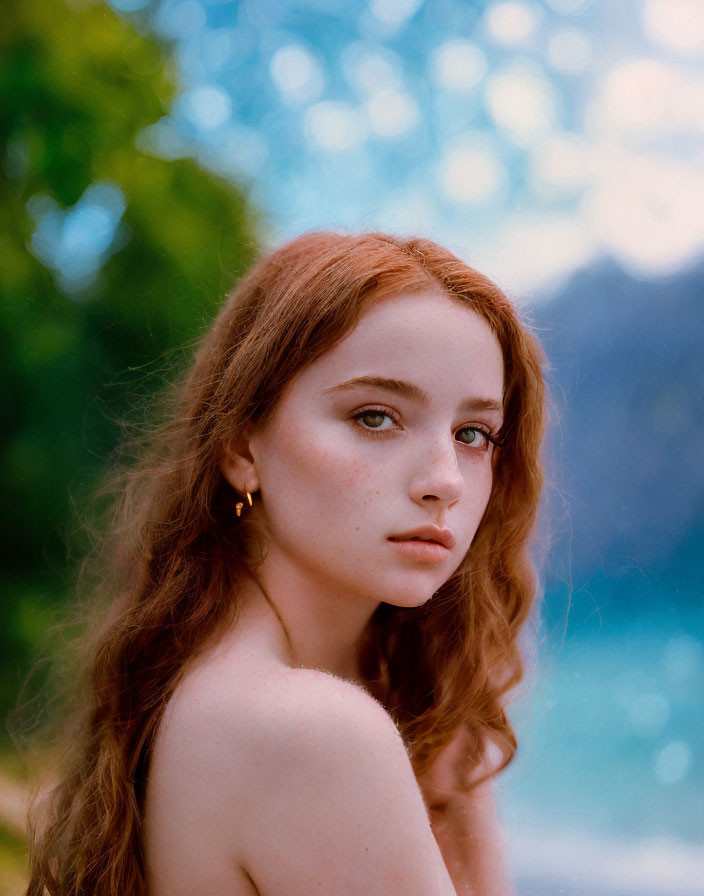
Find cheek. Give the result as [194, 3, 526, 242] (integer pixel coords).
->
[480, 463, 495, 505]
[466, 460, 495, 528]
[262, 424, 380, 562]
[265, 419, 369, 506]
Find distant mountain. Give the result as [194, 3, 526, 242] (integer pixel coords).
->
[528, 255, 704, 589]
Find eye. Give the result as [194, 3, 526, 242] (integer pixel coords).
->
[456, 427, 492, 450]
[351, 408, 399, 434]
[351, 408, 500, 450]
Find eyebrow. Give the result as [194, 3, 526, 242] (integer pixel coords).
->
[322, 376, 504, 415]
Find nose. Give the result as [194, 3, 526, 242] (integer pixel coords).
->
[409, 433, 463, 509]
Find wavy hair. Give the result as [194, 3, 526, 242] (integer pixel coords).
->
[23, 230, 546, 895]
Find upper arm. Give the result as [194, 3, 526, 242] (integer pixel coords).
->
[233, 672, 458, 896]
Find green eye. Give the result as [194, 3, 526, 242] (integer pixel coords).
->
[352, 409, 498, 450]
[457, 428, 490, 448]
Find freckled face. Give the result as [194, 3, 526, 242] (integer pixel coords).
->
[248, 290, 505, 608]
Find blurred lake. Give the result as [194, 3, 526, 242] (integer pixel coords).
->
[503, 591, 704, 895]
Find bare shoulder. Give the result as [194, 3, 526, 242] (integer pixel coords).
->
[214, 665, 409, 780]
[254, 665, 400, 735]
[145, 665, 457, 895]
[145, 664, 389, 838]
[232, 666, 408, 778]
[146, 660, 386, 814]
[222, 667, 457, 896]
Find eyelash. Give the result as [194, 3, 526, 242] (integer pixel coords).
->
[350, 406, 504, 450]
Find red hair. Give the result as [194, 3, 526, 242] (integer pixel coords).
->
[23, 230, 546, 895]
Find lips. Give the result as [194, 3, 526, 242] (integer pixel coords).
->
[387, 526, 455, 550]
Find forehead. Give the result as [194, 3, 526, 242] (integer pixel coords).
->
[295, 289, 505, 400]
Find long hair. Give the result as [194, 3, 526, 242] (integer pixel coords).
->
[23, 229, 546, 895]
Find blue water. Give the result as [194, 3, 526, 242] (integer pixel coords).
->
[498, 590, 704, 894]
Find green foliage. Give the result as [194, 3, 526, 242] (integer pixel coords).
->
[0, 0, 262, 735]
[0, 820, 28, 894]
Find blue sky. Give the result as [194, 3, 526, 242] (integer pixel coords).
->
[109, 0, 704, 302]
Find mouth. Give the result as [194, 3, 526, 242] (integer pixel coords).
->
[387, 537, 450, 564]
[387, 526, 455, 550]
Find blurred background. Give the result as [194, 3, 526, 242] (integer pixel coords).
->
[1, 0, 702, 893]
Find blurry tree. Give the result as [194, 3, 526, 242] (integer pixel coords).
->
[0, 0, 261, 733]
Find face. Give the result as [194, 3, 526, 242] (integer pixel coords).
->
[243, 290, 504, 609]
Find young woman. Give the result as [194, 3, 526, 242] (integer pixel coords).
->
[25, 230, 546, 895]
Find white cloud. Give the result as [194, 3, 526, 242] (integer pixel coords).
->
[548, 28, 593, 74]
[270, 45, 324, 104]
[643, 0, 704, 54]
[437, 135, 508, 204]
[526, 130, 704, 283]
[341, 42, 403, 94]
[366, 89, 420, 137]
[178, 84, 232, 131]
[369, 0, 424, 27]
[585, 58, 704, 141]
[484, 1, 541, 47]
[469, 213, 597, 297]
[580, 149, 704, 277]
[304, 101, 367, 152]
[429, 40, 486, 92]
[530, 132, 591, 196]
[485, 62, 557, 148]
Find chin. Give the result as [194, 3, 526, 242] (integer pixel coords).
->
[374, 581, 440, 609]
[385, 596, 435, 611]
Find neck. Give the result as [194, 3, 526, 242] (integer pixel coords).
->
[238, 557, 379, 687]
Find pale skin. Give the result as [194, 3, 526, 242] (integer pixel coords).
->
[142, 289, 516, 895]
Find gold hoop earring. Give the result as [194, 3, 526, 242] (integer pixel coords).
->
[235, 491, 253, 518]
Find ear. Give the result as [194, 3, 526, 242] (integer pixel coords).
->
[220, 436, 260, 495]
